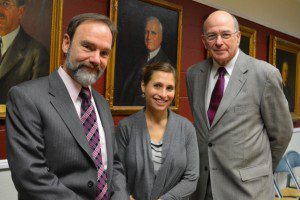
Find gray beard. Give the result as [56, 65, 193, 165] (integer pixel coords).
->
[66, 50, 104, 87]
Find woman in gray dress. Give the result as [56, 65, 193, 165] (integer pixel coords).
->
[116, 62, 199, 200]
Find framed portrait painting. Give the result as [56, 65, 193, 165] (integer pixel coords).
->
[269, 35, 300, 119]
[240, 25, 256, 57]
[107, 0, 182, 115]
[0, 0, 63, 119]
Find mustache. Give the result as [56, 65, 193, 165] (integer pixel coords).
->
[77, 62, 100, 70]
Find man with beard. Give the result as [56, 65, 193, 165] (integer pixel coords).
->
[6, 13, 128, 200]
[0, 0, 49, 104]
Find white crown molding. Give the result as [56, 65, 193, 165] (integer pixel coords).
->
[293, 128, 300, 134]
[192, 0, 300, 39]
[0, 159, 8, 169]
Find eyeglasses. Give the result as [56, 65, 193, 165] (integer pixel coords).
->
[0, 1, 16, 9]
[203, 31, 238, 42]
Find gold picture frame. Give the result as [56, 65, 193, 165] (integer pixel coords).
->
[107, 0, 183, 115]
[0, 0, 63, 119]
[240, 25, 256, 57]
[269, 35, 300, 119]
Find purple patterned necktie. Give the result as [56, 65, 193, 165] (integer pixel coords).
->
[79, 87, 108, 200]
[207, 67, 226, 125]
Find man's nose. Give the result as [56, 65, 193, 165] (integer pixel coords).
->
[89, 51, 101, 66]
[215, 35, 223, 46]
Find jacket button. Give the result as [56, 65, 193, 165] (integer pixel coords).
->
[208, 143, 213, 147]
[87, 181, 94, 188]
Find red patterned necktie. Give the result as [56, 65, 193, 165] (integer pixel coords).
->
[207, 67, 226, 125]
[79, 87, 108, 200]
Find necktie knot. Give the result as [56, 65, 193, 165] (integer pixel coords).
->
[218, 67, 226, 77]
[79, 87, 91, 100]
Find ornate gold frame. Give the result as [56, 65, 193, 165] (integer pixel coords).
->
[0, 0, 63, 119]
[107, 0, 183, 115]
[269, 35, 300, 119]
[240, 25, 256, 57]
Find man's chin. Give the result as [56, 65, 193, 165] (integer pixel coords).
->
[73, 70, 100, 87]
[74, 76, 97, 87]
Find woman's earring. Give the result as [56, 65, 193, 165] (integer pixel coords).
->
[141, 92, 145, 98]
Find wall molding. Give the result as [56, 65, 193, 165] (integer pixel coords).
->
[193, 0, 300, 39]
[0, 159, 8, 170]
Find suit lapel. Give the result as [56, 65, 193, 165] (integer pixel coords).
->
[211, 51, 249, 127]
[196, 59, 212, 130]
[48, 71, 94, 161]
[0, 28, 26, 79]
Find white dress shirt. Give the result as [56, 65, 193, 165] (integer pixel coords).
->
[148, 46, 161, 61]
[1, 26, 20, 55]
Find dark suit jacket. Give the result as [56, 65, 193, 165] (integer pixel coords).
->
[6, 70, 128, 200]
[116, 109, 199, 200]
[0, 27, 49, 104]
[186, 50, 293, 200]
[120, 48, 172, 106]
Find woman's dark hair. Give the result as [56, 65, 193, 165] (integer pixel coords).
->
[142, 62, 176, 85]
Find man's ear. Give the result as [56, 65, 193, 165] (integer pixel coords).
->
[141, 81, 145, 94]
[236, 31, 241, 46]
[201, 36, 208, 50]
[62, 34, 71, 54]
[17, 5, 25, 21]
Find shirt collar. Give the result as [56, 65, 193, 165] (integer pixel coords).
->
[212, 49, 240, 78]
[148, 46, 161, 61]
[2, 26, 20, 55]
[57, 67, 92, 103]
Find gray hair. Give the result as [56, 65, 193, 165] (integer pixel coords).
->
[145, 16, 163, 34]
[202, 12, 240, 34]
[67, 13, 117, 47]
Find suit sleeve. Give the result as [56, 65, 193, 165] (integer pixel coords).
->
[260, 68, 293, 171]
[115, 122, 129, 169]
[31, 43, 50, 79]
[110, 134, 129, 200]
[6, 86, 83, 200]
[160, 122, 200, 200]
[112, 122, 131, 198]
[186, 69, 198, 128]
[105, 114, 128, 199]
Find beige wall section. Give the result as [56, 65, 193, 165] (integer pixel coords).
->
[193, 0, 300, 39]
[0, 168, 17, 200]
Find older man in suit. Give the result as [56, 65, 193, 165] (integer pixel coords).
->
[6, 13, 128, 200]
[186, 10, 293, 200]
[0, 0, 49, 104]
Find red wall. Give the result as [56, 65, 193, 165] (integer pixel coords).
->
[1, 0, 300, 159]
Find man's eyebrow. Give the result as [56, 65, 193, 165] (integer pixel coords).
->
[81, 40, 94, 45]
